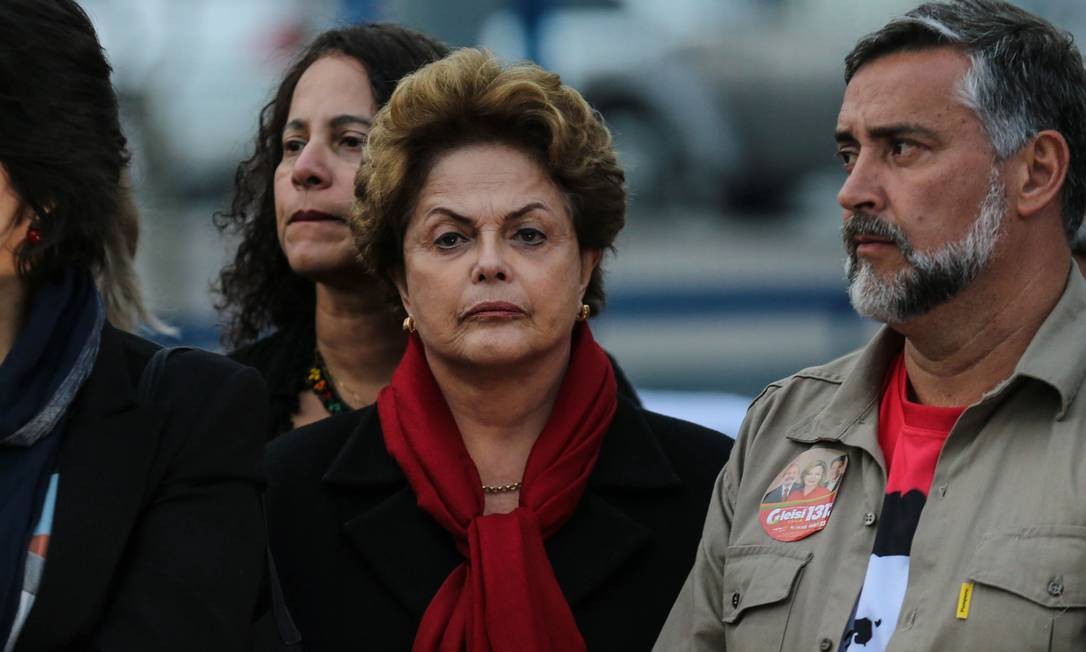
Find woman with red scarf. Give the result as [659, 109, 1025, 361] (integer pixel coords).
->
[262, 49, 732, 651]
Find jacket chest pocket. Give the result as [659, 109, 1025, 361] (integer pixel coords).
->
[721, 545, 812, 652]
[961, 525, 1086, 652]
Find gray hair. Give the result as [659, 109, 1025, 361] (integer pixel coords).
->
[844, 0, 1086, 239]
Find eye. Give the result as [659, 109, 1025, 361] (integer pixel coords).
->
[837, 147, 858, 170]
[339, 132, 367, 150]
[890, 139, 918, 158]
[283, 138, 306, 156]
[434, 231, 467, 250]
[514, 227, 546, 245]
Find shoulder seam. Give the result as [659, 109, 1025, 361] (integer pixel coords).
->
[790, 369, 847, 385]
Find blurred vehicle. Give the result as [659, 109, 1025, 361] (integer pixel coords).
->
[81, 0, 340, 198]
[478, 0, 920, 212]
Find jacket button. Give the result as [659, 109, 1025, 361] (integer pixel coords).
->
[731, 592, 741, 608]
[863, 512, 877, 526]
[819, 637, 834, 651]
[1048, 577, 1064, 597]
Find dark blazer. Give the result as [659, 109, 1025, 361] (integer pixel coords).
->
[12, 325, 267, 652]
[230, 322, 643, 440]
[263, 397, 732, 651]
[762, 482, 799, 504]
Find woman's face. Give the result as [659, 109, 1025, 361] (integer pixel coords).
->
[274, 54, 378, 284]
[804, 465, 825, 490]
[397, 143, 600, 370]
[0, 165, 28, 285]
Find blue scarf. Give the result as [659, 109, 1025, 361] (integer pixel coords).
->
[0, 270, 103, 640]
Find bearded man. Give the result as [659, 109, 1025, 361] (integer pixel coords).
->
[655, 1, 1086, 650]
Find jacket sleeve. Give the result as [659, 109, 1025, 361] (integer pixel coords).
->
[90, 363, 268, 652]
[652, 459, 737, 651]
[653, 384, 780, 651]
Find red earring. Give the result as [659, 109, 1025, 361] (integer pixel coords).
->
[26, 226, 42, 245]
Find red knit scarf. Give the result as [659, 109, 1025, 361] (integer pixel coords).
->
[378, 323, 617, 652]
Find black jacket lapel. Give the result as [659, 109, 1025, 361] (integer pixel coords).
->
[15, 327, 166, 651]
[548, 399, 682, 606]
[341, 488, 461, 617]
[324, 408, 461, 619]
[546, 491, 652, 605]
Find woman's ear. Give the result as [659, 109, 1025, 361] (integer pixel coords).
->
[390, 266, 411, 314]
[1014, 129, 1070, 220]
[578, 248, 603, 292]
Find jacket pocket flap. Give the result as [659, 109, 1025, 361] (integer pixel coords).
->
[721, 544, 812, 623]
[968, 525, 1086, 608]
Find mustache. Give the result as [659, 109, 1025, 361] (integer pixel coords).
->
[842, 213, 914, 257]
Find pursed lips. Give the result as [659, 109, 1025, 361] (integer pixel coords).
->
[853, 234, 898, 254]
[459, 301, 526, 321]
[289, 209, 345, 224]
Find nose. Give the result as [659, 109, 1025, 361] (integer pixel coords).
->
[291, 142, 332, 190]
[837, 151, 886, 216]
[471, 232, 511, 283]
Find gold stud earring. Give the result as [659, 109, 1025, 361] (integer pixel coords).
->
[577, 304, 591, 321]
[402, 316, 416, 333]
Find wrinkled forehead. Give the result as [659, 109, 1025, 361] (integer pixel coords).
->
[837, 47, 978, 137]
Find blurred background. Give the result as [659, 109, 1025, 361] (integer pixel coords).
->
[79, 0, 1075, 433]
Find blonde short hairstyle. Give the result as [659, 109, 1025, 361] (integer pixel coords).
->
[351, 48, 626, 310]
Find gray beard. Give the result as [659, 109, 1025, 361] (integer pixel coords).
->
[843, 168, 1007, 324]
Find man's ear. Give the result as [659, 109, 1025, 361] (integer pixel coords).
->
[579, 248, 603, 293]
[1014, 129, 1070, 219]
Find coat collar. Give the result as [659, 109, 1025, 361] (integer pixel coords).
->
[322, 406, 403, 488]
[323, 397, 676, 617]
[1012, 266, 1086, 419]
[784, 325, 899, 457]
[16, 325, 166, 652]
[785, 265, 1086, 458]
[589, 398, 682, 490]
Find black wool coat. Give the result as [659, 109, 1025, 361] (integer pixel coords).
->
[12, 325, 268, 652]
[263, 397, 732, 651]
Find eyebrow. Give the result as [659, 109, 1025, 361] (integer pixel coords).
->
[426, 201, 552, 224]
[835, 122, 941, 144]
[283, 114, 373, 133]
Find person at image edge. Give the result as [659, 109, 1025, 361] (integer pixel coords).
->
[656, 1, 1086, 650]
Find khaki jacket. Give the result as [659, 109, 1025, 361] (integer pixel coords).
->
[655, 268, 1086, 652]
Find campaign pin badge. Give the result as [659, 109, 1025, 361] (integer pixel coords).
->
[759, 447, 848, 542]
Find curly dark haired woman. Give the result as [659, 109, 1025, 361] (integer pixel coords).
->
[214, 24, 450, 437]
